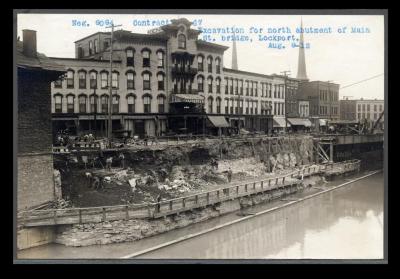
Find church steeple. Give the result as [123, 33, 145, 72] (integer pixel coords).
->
[232, 37, 238, 70]
[296, 18, 308, 81]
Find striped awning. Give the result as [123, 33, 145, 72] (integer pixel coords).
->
[288, 118, 312, 127]
[207, 116, 230, 128]
[273, 118, 291, 128]
[171, 94, 204, 104]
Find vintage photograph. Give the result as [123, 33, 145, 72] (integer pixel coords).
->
[14, 10, 386, 262]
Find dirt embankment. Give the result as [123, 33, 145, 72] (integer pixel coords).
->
[53, 136, 315, 208]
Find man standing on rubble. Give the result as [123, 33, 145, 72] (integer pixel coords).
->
[227, 167, 233, 183]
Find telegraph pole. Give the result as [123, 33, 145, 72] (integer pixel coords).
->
[281, 70, 291, 134]
[105, 23, 122, 148]
[326, 80, 333, 121]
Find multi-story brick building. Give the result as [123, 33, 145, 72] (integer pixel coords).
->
[298, 80, 340, 120]
[50, 18, 289, 138]
[340, 98, 384, 130]
[17, 30, 65, 210]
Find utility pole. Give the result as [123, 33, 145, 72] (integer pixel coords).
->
[105, 23, 122, 148]
[326, 80, 333, 122]
[281, 70, 291, 134]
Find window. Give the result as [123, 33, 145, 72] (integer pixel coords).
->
[54, 79, 62, 88]
[216, 78, 221, 93]
[54, 95, 62, 113]
[143, 96, 151, 113]
[94, 39, 98, 53]
[112, 72, 119, 89]
[225, 99, 229, 114]
[358, 113, 361, 120]
[208, 77, 213, 93]
[112, 95, 119, 113]
[207, 57, 212, 73]
[240, 80, 243, 95]
[362, 104, 365, 111]
[178, 34, 186, 49]
[67, 95, 74, 113]
[246, 82, 249, 96]
[198, 56, 204, 71]
[235, 80, 238, 95]
[78, 71, 86, 89]
[158, 74, 165, 90]
[197, 76, 204, 92]
[230, 79, 233, 95]
[127, 95, 135, 113]
[157, 51, 164, 67]
[379, 105, 383, 112]
[374, 105, 377, 112]
[67, 70, 74, 88]
[254, 82, 258, 96]
[89, 41, 93, 55]
[225, 78, 229, 93]
[143, 72, 151, 90]
[216, 58, 220, 74]
[127, 72, 135, 89]
[79, 95, 86, 113]
[142, 50, 150, 67]
[230, 100, 234, 114]
[240, 100, 244, 114]
[374, 113, 378, 120]
[367, 104, 370, 111]
[126, 49, 134, 67]
[90, 95, 98, 113]
[208, 97, 213, 113]
[157, 95, 165, 113]
[216, 98, 221, 114]
[90, 72, 97, 89]
[101, 72, 108, 89]
[101, 95, 108, 113]
[358, 104, 361, 112]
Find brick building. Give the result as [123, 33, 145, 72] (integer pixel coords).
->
[340, 98, 384, 130]
[17, 30, 65, 210]
[50, 18, 290, 138]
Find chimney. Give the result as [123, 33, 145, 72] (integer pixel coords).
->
[22, 29, 37, 57]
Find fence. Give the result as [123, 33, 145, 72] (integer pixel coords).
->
[18, 160, 361, 227]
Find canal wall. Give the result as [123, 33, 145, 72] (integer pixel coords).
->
[53, 176, 322, 247]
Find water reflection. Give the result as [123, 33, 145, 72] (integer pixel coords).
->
[138, 173, 384, 259]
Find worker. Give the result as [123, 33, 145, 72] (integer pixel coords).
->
[156, 194, 162, 213]
[106, 156, 113, 170]
[119, 153, 125, 169]
[93, 176, 101, 190]
[227, 167, 233, 183]
[85, 172, 92, 188]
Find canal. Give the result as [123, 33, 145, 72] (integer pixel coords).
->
[18, 171, 384, 260]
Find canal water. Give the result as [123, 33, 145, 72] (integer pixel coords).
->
[18, 171, 384, 260]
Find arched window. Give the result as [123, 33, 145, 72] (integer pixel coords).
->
[126, 71, 135, 89]
[216, 97, 221, 114]
[54, 78, 62, 88]
[216, 77, 221, 93]
[94, 39, 98, 53]
[67, 94, 75, 113]
[67, 70, 74, 88]
[90, 95, 98, 113]
[197, 55, 204, 71]
[126, 48, 134, 67]
[89, 41, 93, 55]
[208, 97, 213, 113]
[112, 95, 119, 113]
[197, 76, 204, 92]
[157, 95, 166, 113]
[143, 72, 151, 90]
[207, 77, 213, 93]
[215, 57, 221, 74]
[112, 71, 119, 89]
[79, 95, 87, 113]
[101, 71, 108, 89]
[157, 50, 164, 67]
[89, 71, 97, 89]
[54, 94, 62, 113]
[142, 49, 151, 67]
[101, 95, 109, 113]
[78, 71, 86, 89]
[127, 94, 136, 113]
[143, 95, 151, 113]
[178, 34, 186, 49]
[157, 73, 165, 90]
[207, 56, 213, 73]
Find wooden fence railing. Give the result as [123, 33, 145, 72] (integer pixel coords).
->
[17, 160, 361, 227]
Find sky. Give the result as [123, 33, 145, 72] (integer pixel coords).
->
[16, 12, 385, 100]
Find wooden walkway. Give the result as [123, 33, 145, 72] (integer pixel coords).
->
[17, 160, 361, 227]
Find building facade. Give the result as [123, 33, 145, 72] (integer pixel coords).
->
[298, 100, 310, 118]
[50, 18, 288, 138]
[298, 81, 340, 120]
[340, 98, 384, 130]
[17, 30, 65, 210]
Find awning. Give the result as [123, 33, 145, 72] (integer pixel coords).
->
[207, 116, 230, 128]
[319, 119, 328, 126]
[273, 118, 291, 128]
[288, 118, 312, 127]
[171, 94, 204, 104]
